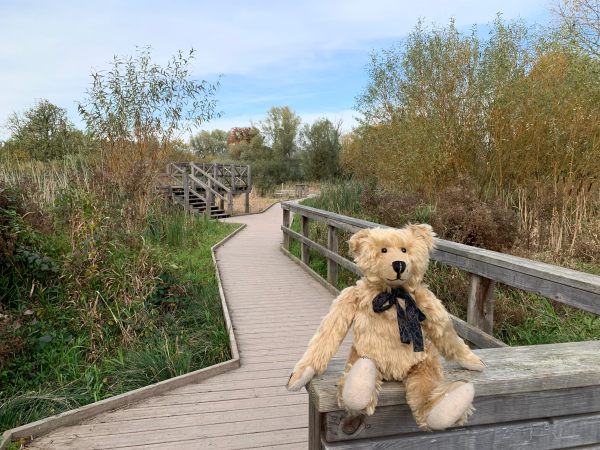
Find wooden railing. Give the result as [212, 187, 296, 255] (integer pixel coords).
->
[165, 162, 252, 215]
[281, 201, 600, 347]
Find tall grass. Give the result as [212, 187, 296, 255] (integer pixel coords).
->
[0, 156, 238, 433]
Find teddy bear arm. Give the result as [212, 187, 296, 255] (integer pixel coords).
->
[293, 286, 358, 374]
[417, 289, 485, 371]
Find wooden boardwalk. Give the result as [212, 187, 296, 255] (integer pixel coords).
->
[30, 204, 346, 449]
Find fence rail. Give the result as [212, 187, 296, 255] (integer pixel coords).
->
[281, 201, 600, 347]
[164, 162, 252, 216]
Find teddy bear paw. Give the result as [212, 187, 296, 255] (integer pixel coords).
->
[458, 354, 486, 372]
[286, 366, 316, 391]
[426, 382, 475, 430]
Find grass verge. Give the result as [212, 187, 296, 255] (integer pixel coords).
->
[0, 205, 238, 434]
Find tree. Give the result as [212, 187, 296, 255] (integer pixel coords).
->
[261, 106, 301, 160]
[300, 118, 341, 180]
[555, 0, 600, 57]
[190, 129, 228, 158]
[3, 100, 86, 161]
[78, 46, 220, 150]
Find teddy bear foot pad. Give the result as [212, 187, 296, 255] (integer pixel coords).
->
[426, 382, 475, 430]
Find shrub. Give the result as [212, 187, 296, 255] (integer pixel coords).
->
[433, 180, 519, 251]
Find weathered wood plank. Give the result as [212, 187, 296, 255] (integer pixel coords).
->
[309, 341, 600, 413]
[282, 226, 361, 275]
[310, 401, 323, 450]
[450, 315, 506, 348]
[467, 274, 495, 334]
[322, 412, 600, 449]
[31, 425, 309, 450]
[283, 208, 291, 250]
[327, 225, 339, 287]
[302, 215, 311, 263]
[324, 385, 600, 442]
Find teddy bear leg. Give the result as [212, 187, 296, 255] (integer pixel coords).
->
[404, 355, 474, 431]
[338, 356, 381, 415]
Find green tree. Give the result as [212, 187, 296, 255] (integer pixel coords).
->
[3, 100, 86, 161]
[78, 46, 220, 149]
[190, 129, 228, 158]
[300, 118, 341, 180]
[261, 106, 301, 160]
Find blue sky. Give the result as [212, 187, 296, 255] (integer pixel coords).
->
[0, 0, 552, 139]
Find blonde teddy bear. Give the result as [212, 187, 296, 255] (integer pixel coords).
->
[286, 224, 485, 430]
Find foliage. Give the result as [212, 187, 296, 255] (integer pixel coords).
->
[228, 106, 303, 194]
[299, 118, 341, 181]
[2, 100, 89, 161]
[347, 16, 600, 256]
[190, 129, 228, 158]
[0, 157, 237, 433]
[554, 0, 600, 57]
[78, 46, 220, 147]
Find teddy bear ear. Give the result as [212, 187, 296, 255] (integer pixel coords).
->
[408, 223, 436, 250]
[349, 229, 371, 256]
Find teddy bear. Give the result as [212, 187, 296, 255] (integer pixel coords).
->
[286, 224, 485, 430]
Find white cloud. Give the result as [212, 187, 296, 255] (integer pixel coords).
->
[0, 0, 550, 139]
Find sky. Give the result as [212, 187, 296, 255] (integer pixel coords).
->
[0, 0, 552, 140]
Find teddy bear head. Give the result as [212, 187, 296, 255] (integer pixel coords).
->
[349, 224, 436, 288]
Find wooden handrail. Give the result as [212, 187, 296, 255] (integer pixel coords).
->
[281, 201, 600, 342]
[190, 162, 232, 193]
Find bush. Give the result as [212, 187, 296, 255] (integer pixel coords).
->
[433, 181, 519, 251]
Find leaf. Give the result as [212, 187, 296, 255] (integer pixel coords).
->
[38, 334, 53, 343]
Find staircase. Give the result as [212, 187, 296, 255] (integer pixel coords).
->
[162, 162, 252, 218]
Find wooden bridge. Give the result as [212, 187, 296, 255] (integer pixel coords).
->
[162, 162, 252, 218]
[4, 202, 600, 449]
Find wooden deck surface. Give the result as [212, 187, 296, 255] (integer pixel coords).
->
[30, 204, 346, 449]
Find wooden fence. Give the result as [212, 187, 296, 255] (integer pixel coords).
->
[281, 201, 600, 346]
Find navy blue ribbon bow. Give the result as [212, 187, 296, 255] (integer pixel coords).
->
[372, 286, 427, 352]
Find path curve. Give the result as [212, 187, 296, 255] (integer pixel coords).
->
[30, 204, 345, 449]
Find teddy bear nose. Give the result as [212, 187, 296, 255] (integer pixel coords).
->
[392, 261, 406, 274]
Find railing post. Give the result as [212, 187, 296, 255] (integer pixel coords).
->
[183, 172, 190, 212]
[327, 225, 339, 287]
[302, 215, 310, 264]
[245, 165, 251, 213]
[227, 191, 233, 216]
[231, 164, 235, 192]
[467, 274, 495, 334]
[206, 179, 213, 218]
[283, 207, 290, 250]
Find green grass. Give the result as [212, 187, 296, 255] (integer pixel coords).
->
[289, 182, 600, 346]
[0, 205, 238, 434]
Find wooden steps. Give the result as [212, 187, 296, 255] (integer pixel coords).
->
[162, 162, 252, 218]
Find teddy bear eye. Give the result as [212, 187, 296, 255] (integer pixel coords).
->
[381, 248, 387, 253]
[401, 248, 407, 253]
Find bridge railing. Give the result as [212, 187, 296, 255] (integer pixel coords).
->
[165, 162, 252, 215]
[281, 201, 600, 347]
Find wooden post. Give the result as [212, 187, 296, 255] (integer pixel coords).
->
[245, 165, 251, 213]
[206, 179, 213, 218]
[283, 208, 290, 250]
[227, 191, 233, 216]
[231, 164, 235, 192]
[467, 274, 496, 335]
[327, 225, 339, 287]
[308, 400, 323, 450]
[302, 215, 310, 264]
[183, 172, 190, 212]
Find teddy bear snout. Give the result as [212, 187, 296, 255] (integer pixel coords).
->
[392, 260, 406, 275]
